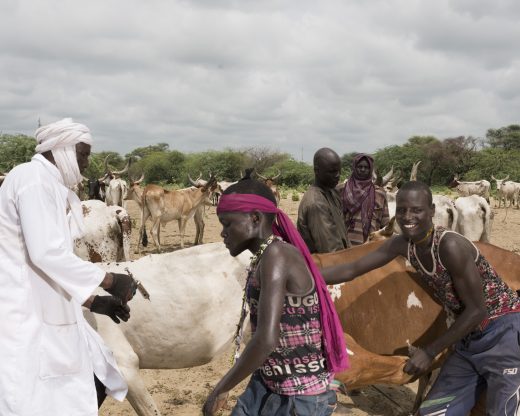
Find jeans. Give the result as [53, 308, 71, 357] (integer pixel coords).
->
[231, 372, 337, 416]
[419, 313, 520, 416]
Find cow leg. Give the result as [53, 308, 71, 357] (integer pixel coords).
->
[179, 218, 187, 249]
[194, 208, 204, 245]
[150, 219, 162, 252]
[96, 319, 161, 416]
[334, 334, 413, 390]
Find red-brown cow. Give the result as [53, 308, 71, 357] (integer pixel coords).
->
[313, 241, 520, 414]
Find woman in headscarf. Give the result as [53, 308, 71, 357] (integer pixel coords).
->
[342, 154, 390, 245]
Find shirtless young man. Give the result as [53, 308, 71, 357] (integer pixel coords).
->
[322, 180, 520, 415]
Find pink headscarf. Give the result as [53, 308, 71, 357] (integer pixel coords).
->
[217, 193, 349, 374]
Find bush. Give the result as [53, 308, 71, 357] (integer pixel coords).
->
[291, 191, 300, 202]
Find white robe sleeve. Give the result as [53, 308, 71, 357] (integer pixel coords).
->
[16, 183, 105, 304]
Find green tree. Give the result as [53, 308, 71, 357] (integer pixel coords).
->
[274, 158, 314, 188]
[184, 150, 247, 185]
[139, 151, 186, 184]
[486, 125, 520, 150]
[465, 148, 520, 182]
[0, 134, 37, 171]
[126, 143, 170, 159]
[243, 147, 290, 175]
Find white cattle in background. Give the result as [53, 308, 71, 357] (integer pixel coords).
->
[104, 157, 130, 207]
[213, 180, 238, 205]
[449, 175, 491, 203]
[432, 195, 458, 231]
[492, 175, 519, 208]
[455, 195, 492, 243]
[85, 243, 250, 416]
[74, 200, 131, 262]
[105, 178, 129, 207]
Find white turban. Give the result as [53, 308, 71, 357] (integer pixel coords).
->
[35, 118, 93, 189]
[35, 118, 93, 239]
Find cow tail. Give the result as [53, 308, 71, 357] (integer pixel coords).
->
[142, 224, 148, 247]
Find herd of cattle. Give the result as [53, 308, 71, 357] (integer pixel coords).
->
[2, 160, 520, 415]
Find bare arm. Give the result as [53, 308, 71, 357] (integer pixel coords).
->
[203, 244, 287, 413]
[404, 234, 487, 376]
[321, 236, 407, 285]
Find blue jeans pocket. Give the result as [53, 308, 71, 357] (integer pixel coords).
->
[291, 390, 336, 416]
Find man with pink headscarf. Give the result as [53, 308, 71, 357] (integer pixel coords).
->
[342, 153, 389, 245]
[0, 118, 137, 416]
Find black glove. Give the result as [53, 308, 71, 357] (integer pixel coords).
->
[106, 272, 137, 303]
[90, 295, 131, 324]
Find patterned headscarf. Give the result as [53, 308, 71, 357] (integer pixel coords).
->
[217, 193, 349, 374]
[342, 154, 376, 241]
[35, 118, 93, 189]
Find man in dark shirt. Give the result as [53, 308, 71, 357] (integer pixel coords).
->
[297, 148, 350, 253]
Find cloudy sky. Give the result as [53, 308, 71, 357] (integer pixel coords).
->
[1, 0, 519, 162]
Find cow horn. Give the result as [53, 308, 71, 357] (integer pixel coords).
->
[410, 161, 421, 181]
[112, 159, 130, 176]
[188, 174, 199, 187]
[491, 175, 497, 181]
[257, 172, 267, 181]
[134, 173, 145, 184]
[104, 155, 111, 174]
[98, 172, 110, 182]
[504, 174, 510, 181]
[272, 169, 281, 180]
[381, 166, 394, 186]
[131, 172, 145, 184]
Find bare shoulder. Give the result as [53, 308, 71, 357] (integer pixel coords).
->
[263, 240, 302, 264]
[439, 232, 475, 259]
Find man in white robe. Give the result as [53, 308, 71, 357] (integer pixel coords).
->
[0, 118, 136, 416]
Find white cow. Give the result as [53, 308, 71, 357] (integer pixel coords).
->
[104, 157, 130, 207]
[86, 243, 250, 416]
[432, 194, 458, 231]
[449, 175, 491, 203]
[214, 180, 238, 206]
[491, 175, 519, 208]
[74, 200, 131, 262]
[455, 195, 492, 242]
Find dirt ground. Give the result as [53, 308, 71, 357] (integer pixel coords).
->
[99, 196, 520, 416]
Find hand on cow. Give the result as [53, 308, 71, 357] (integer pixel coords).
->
[89, 295, 131, 324]
[403, 348, 434, 377]
[202, 390, 228, 416]
[106, 272, 138, 304]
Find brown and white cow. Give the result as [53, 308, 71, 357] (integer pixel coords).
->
[137, 175, 217, 252]
[74, 200, 131, 262]
[314, 240, 520, 414]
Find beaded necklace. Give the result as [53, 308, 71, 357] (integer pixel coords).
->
[230, 234, 279, 364]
